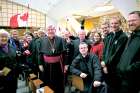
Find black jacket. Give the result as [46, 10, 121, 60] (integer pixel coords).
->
[117, 30, 140, 92]
[70, 53, 102, 93]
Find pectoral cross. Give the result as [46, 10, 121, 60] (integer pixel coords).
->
[52, 48, 55, 53]
[48, 37, 56, 54]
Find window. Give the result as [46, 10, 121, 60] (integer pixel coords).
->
[0, 0, 46, 28]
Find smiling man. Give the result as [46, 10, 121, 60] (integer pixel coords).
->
[70, 42, 102, 93]
[117, 11, 140, 93]
[38, 25, 66, 93]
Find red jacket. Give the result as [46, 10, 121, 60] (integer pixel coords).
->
[90, 42, 104, 62]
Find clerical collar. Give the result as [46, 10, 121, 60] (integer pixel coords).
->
[81, 53, 89, 58]
[82, 54, 87, 58]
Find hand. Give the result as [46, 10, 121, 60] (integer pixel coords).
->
[101, 61, 106, 67]
[0, 70, 4, 76]
[23, 42, 28, 48]
[64, 65, 69, 73]
[64, 65, 69, 72]
[23, 50, 31, 55]
[93, 81, 101, 87]
[80, 73, 87, 78]
[39, 65, 44, 72]
[66, 38, 71, 43]
[103, 66, 108, 74]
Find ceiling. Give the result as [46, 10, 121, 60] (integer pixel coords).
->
[10, 0, 116, 20]
[10, 0, 139, 21]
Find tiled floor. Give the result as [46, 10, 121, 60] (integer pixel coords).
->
[16, 79, 31, 93]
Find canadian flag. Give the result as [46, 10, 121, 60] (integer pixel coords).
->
[10, 12, 29, 28]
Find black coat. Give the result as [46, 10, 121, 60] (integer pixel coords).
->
[0, 44, 17, 93]
[64, 40, 74, 65]
[117, 30, 140, 93]
[104, 30, 128, 93]
[70, 53, 102, 93]
[106, 30, 128, 73]
[102, 32, 114, 62]
[72, 38, 92, 59]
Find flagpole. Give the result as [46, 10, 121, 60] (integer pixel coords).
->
[26, 0, 31, 32]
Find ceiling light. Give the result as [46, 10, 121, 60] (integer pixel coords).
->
[94, 5, 114, 12]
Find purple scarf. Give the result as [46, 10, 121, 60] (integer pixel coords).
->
[0, 44, 8, 53]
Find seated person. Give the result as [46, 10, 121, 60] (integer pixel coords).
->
[70, 42, 102, 93]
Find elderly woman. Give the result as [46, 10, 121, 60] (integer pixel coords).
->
[0, 29, 18, 93]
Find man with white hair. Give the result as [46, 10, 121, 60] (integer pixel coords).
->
[72, 29, 92, 59]
[0, 29, 18, 93]
[38, 25, 66, 93]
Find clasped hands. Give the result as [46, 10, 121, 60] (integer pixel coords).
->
[80, 72, 101, 87]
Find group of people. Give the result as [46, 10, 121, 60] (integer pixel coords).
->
[0, 10, 140, 93]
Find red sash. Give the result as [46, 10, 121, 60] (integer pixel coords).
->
[43, 55, 64, 72]
[43, 55, 61, 63]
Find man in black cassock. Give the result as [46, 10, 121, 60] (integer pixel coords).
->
[38, 25, 65, 93]
[70, 42, 102, 93]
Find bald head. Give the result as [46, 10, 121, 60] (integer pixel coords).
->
[78, 30, 86, 41]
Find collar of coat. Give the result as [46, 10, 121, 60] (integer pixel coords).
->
[131, 29, 140, 37]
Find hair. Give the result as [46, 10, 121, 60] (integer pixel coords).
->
[78, 29, 86, 35]
[10, 29, 18, 34]
[0, 29, 10, 38]
[101, 21, 110, 27]
[94, 32, 102, 38]
[79, 42, 88, 47]
[111, 16, 122, 25]
[47, 25, 56, 31]
[129, 11, 140, 17]
[24, 31, 34, 38]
